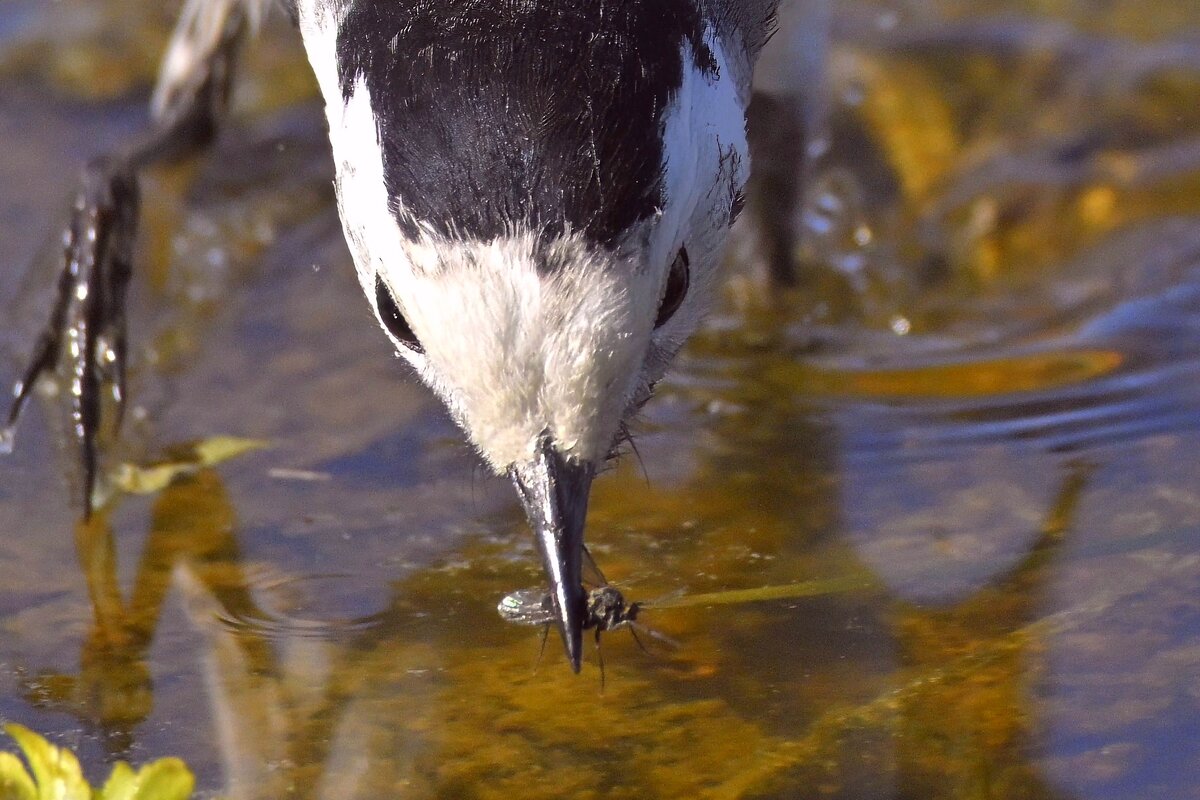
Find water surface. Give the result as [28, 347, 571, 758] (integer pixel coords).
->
[1, 2, 1199, 798]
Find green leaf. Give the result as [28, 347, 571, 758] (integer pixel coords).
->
[0, 751, 37, 800]
[97, 759, 193, 800]
[3, 724, 91, 800]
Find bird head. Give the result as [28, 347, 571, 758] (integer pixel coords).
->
[299, 0, 777, 671]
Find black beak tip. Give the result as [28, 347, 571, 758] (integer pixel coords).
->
[557, 581, 586, 673]
[566, 630, 583, 674]
[510, 437, 594, 674]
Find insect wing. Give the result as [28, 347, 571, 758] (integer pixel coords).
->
[497, 587, 557, 626]
[581, 544, 608, 587]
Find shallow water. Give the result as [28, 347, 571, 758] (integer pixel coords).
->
[1, 2, 1199, 798]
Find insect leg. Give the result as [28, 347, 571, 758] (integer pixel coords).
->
[532, 624, 550, 673]
[595, 628, 606, 693]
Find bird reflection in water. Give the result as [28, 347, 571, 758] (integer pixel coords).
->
[18, 469, 268, 756]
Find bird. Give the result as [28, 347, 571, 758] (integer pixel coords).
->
[4, 0, 781, 673]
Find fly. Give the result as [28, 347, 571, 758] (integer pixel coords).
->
[498, 562, 882, 682]
[497, 551, 676, 686]
[497, 584, 645, 634]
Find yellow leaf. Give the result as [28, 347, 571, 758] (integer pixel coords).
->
[193, 436, 270, 468]
[96, 763, 135, 800]
[3, 725, 91, 800]
[0, 751, 37, 800]
[130, 760, 192, 800]
[113, 436, 270, 495]
[98, 758, 193, 800]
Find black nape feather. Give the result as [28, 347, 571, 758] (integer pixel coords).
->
[336, 0, 717, 248]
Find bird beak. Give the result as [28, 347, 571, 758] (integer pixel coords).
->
[509, 438, 594, 673]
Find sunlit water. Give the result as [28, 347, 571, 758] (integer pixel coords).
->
[1, 2, 1199, 798]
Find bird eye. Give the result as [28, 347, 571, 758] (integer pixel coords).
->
[654, 247, 690, 329]
[375, 275, 423, 353]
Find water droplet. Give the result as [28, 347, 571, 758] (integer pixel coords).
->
[890, 315, 912, 336]
[842, 82, 866, 106]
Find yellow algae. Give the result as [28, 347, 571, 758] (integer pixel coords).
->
[649, 574, 880, 609]
[0, 1, 173, 98]
[426, 643, 794, 799]
[1077, 185, 1119, 229]
[770, 349, 1123, 399]
[830, 50, 961, 205]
